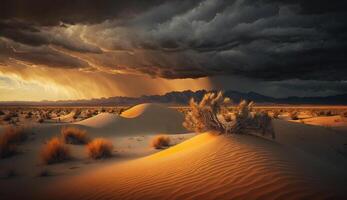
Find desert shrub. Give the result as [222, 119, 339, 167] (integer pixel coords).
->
[151, 135, 171, 149]
[325, 111, 333, 116]
[37, 118, 44, 123]
[3, 114, 12, 121]
[61, 127, 89, 144]
[340, 111, 347, 118]
[183, 92, 231, 133]
[25, 111, 33, 118]
[73, 110, 81, 119]
[87, 138, 113, 159]
[253, 112, 276, 139]
[183, 92, 275, 138]
[289, 111, 299, 120]
[85, 111, 93, 118]
[41, 137, 70, 164]
[0, 126, 30, 158]
[0, 138, 17, 158]
[272, 111, 280, 119]
[1, 126, 28, 143]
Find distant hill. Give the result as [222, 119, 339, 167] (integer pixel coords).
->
[1, 90, 346, 106]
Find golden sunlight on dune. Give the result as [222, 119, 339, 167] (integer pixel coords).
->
[39, 132, 342, 200]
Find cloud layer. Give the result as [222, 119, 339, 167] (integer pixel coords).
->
[1, 0, 347, 99]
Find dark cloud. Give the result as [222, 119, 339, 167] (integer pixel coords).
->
[1, 0, 347, 96]
[0, 38, 90, 68]
[209, 75, 347, 98]
[0, 20, 102, 53]
[0, 0, 197, 25]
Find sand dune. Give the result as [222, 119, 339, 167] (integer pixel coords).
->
[301, 115, 347, 132]
[75, 104, 187, 135]
[273, 119, 347, 168]
[39, 129, 346, 200]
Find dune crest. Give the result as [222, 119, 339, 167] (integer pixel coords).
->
[75, 104, 187, 135]
[121, 103, 181, 119]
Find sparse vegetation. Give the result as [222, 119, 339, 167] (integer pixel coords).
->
[61, 127, 89, 145]
[151, 135, 171, 149]
[272, 111, 280, 119]
[3, 114, 12, 121]
[0, 126, 29, 158]
[340, 111, 347, 118]
[183, 92, 275, 138]
[25, 111, 33, 119]
[289, 112, 299, 120]
[73, 110, 81, 119]
[41, 137, 71, 164]
[183, 92, 231, 133]
[87, 138, 113, 159]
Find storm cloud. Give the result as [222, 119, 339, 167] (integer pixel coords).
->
[1, 0, 347, 98]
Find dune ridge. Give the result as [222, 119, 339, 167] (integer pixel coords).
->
[40, 132, 342, 200]
[75, 104, 187, 135]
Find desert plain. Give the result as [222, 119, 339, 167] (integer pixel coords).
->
[0, 103, 346, 200]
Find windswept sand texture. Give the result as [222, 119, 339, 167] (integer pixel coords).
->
[39, 131, 345, 200]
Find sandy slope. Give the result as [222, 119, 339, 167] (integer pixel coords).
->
[37, 126, 347, 199]
[0, 104, 191, 200]
[75, 103, 187, 135]
[301, 115, 347, 132]
[273, 119, 347, 168]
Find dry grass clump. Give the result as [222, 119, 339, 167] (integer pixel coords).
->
[41, 137, 70, 164]
[73, 110, 81, 119]
[25, 111, 33, 118]
[340, 111, 347, 118]
[3, 113, 13, 121]
[0, 127, 29, 158]
[61, 127, 89, 145]
[289, 111, 299, 120]
[272, 111, 280, 119]
[87, 138, 113, 159]
[151, 135, 171, 149]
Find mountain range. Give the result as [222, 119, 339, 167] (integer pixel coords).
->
[1, 90, 346, 106]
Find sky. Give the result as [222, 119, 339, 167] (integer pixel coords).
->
[1, 0, 347, 101]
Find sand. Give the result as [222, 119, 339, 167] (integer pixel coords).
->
[75, 103, 187, 135]
[0, 104, 346, 200]
[38, 130, 346, 200]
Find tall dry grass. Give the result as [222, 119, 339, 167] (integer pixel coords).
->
[41, 137, 70, 164]
[61, 127, 89, 145]
[87, 138, 113, 159]
[151, 135, 171, 149]
[0, 126, 29, 158]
